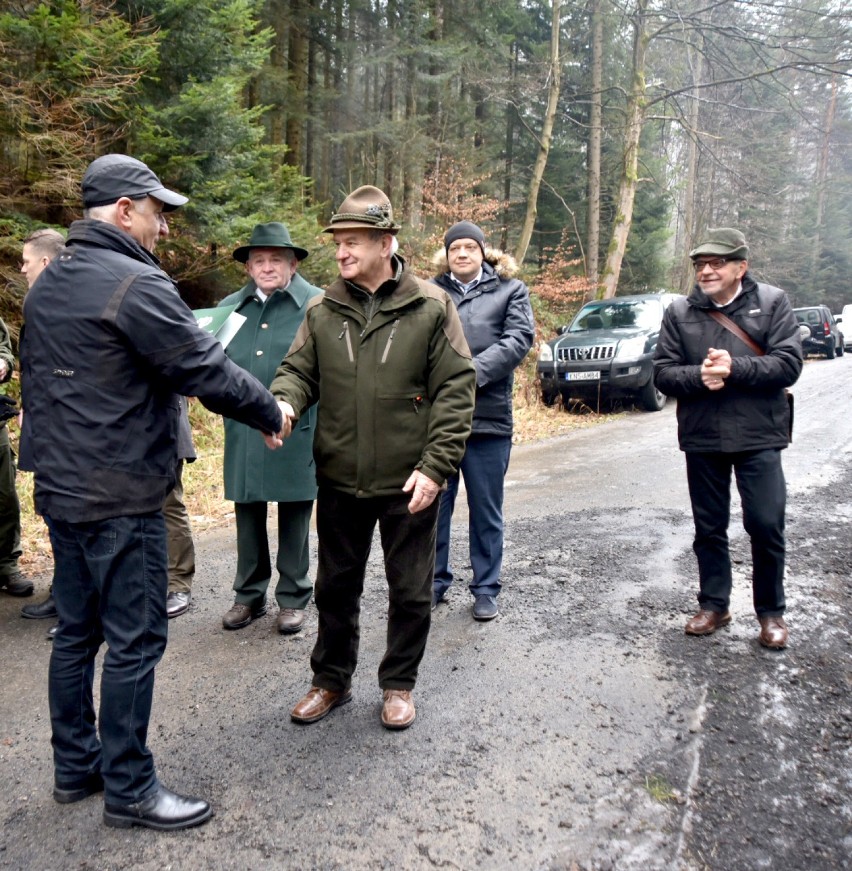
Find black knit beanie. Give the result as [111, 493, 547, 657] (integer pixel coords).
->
[444, 221, 486, 257]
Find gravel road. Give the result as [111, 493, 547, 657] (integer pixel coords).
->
[0, 357, 849, 870]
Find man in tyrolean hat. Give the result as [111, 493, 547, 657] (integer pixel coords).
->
[270, 187, 476, 729]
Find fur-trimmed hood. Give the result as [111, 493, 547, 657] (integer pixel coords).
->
[430, 246, 520, 281]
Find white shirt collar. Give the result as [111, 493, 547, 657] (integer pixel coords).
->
[450, 268, 483, 294]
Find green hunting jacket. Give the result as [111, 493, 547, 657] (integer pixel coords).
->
[270, 259, 475, 498]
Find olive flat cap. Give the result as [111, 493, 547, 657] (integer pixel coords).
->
[689, 227, 748, 260]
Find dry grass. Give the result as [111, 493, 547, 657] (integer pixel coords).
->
[13, 375, 616, 576]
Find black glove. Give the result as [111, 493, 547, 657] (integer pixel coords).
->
[0, 395, 19, 423]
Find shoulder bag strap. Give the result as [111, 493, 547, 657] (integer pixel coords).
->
[707, 309, 765, 356]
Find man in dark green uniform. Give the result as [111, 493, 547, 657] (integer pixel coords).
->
[219, 223, 322, 634]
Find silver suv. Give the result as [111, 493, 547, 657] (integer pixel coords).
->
[537, 293, 683, 411]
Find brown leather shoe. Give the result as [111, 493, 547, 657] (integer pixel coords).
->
[381, 689, 416, 730]
[222, 602, 266, 630]
[758, 616, 788, 649]
[291, 686, 352, 724]
[685, 609, 732, 636]
[277, 608, 305, 634]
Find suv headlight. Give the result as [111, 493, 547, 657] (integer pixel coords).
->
[538, 343, 554, 362]
[614, 336, 647, 360]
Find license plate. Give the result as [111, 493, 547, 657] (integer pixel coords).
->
[565, 371, 600, 381]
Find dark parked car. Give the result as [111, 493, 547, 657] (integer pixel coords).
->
[793, 305, 844, 359]
[537, 293, 683, 411]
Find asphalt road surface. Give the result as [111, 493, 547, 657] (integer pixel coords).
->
[1, 355, 850, 870]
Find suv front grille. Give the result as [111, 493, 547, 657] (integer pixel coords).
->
[558, 345, 615, 362]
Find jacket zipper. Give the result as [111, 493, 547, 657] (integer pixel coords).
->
[338, 321, 354, 362]
[380, 319, 400, 364]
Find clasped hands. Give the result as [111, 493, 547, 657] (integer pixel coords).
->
[701, 347, 732, 391]
[261, 400, 296, 450]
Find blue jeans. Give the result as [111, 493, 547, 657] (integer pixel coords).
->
[685, 449, 787, 617]
[434, 434, 512, 599]
[45, 512, 168, 804]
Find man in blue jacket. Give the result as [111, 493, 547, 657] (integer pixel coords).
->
[654, 228, 802, 650]
[19, 154, 285, 831]
[430, 221, 535, 621]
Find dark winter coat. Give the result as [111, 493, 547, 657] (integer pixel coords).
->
[218, 274, 322, 503]
[431, 249, 535, 437]
[19, 219, 281, 522]
[270, 258, 476, 496]
[653, 274, 802, 453]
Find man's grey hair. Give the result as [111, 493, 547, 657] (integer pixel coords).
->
[23, 227, 65, 261]
[83, 196, 149, 221]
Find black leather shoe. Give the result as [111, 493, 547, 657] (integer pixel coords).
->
[54, 770, 104, 804]
[22, 594, 58, 619]
[166, 591, 191, 618]
[103, 784, 213, 831]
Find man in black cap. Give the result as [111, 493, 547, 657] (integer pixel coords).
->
[18, 154, 286, 830]
[271, 185, 475, 730]
[430, 221, 535, 621]
[218, 223, 322, 634]
[654, 228, 802, 650]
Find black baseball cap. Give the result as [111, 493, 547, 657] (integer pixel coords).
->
[82, 154, 188, 211]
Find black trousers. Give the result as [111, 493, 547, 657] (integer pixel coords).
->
[685, 449, 786, 618]
[311, 485, 439, 692]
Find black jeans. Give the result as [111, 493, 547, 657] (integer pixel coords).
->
[44, 511, 168, 804]
[685, 449, 786, 618]
[311, 486, 439, 692]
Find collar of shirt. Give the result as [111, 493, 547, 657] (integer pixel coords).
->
[254, 276, 292, 303]
[713, 282, 743, 309]
[451, 268, 483, 295]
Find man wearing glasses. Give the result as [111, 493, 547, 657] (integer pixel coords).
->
[653, 228, 802, 650]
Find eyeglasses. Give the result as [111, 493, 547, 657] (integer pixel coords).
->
[692, 257, 736, 273]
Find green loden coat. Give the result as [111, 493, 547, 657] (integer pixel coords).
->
[219, 273, 322, 503]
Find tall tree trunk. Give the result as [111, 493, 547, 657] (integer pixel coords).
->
[811, 72, 838, 280]
[514, 0, 562, 266]
[599, 0, 647, 299]
[500, 42, 518, 252]
[267, 0, 288, 150]
[585, 0, 602, 298]
[284, 0, 307, 168]
[678, 39, 703, 294]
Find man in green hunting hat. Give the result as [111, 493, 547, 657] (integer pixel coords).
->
[271, 186, 475, 731]
[219, 222, 322, 635]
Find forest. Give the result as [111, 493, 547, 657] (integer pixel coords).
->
[1, 0, 851, 324]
